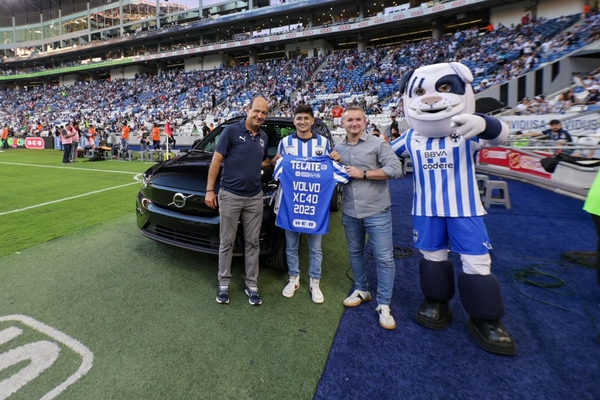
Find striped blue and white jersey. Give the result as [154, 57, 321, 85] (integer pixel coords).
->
[277, 133, 331, 157]
[391, 128, 485, 217]
[273, 155, 349, 234]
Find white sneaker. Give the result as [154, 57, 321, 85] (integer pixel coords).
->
[342, 289, 372, 307]
[310, 278, 324, 304]
[282, 275, 300, 298]
[376, 305, 396, 330]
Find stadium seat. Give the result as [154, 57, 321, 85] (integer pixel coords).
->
[475, 174, 489, 196]
[403, 157, 413, 175]
[483, 180, 511, 209]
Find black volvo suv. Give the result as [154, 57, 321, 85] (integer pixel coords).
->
[136, 116, 341, 270]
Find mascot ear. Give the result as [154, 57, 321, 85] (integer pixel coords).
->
[449, 62, 474, 84]
[399, 70, 414, 95]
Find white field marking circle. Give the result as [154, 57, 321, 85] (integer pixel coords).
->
[0, 165, 143, 217]
[0, 315, 94, 400]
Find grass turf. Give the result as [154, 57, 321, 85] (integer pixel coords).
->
[0, 149, 353, 399]
[0, 149, 150, 256]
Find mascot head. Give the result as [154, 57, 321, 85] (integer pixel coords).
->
[399, 62, 475, 138]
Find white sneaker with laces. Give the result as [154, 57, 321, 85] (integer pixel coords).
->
[342, 289, 372, 307]
[310, 278, 324, 304]
[282, 275, 300, 298]
[376, 305, 396, 330]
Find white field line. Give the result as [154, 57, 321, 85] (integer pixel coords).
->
[0, 163, 143, 216]
[0, 182, 140, 216]
[0, 161, 140, 175]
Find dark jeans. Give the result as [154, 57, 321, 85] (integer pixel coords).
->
[594, 214, 600, 284]
[62, 143, 72, 163]
[1, 139, 7, 149]
[71, 142, 79, 161]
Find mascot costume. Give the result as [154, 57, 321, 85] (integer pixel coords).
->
[391, 62, 516, 355]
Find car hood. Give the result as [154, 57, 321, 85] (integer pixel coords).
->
[148, 151, 215, 192]
[146, 150, 275, 193]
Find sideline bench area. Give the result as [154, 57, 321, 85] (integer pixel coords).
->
[84, 147, 181, 162]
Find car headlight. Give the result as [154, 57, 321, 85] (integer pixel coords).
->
[141, 173, 151, 189]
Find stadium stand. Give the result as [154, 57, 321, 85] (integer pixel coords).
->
[0, 0, 599, 152]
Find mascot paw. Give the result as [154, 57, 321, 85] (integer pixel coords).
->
[451, 114, 486, 140]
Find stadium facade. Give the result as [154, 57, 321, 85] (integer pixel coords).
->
[0, 0, 594, 107]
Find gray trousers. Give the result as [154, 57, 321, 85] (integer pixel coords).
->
[218, 189, 263, 288]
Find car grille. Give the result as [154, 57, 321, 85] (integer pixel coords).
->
[145, 222, 219, 252]
[153, 201, 218, 218]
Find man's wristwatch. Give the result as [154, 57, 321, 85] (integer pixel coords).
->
[363, 170, 367, 179]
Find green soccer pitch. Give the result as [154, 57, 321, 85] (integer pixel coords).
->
[0, 149, 352, 400]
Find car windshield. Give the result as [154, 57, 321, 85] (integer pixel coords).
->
[193, 120, 301, 158]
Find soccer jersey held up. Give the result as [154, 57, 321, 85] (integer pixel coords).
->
[274, 155, 349, 234]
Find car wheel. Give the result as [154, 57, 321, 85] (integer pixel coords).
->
[330, 184, 342, 212]
[265, 238, 287, 271]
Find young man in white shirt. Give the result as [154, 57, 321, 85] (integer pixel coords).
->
[272, 104, 332, 303]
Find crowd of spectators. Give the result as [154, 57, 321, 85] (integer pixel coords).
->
[2, 7, 597, 97]
[1, 10, 600, 140]
[512, 67, 600, 115]
[0, 55, 323, 139]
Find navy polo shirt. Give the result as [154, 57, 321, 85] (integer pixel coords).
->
[215, 120, 269, 197]
[542, 128, 572, 142]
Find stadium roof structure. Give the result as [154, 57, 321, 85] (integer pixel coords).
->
[0, 0, 184, 15]
[0, 0, 63, 15]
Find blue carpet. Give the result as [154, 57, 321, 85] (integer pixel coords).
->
[316, 176, 600, 400]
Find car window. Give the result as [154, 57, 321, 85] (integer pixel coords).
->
[262, 123, 295, 157]
[194, 123, 229, 152]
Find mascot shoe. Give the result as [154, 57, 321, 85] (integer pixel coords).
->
[416, 298, 451, 330]
[466, 318, 516, 356]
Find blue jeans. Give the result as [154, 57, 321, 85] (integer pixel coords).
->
[342, 209, 396, 305]
[285, 230, 323, 279]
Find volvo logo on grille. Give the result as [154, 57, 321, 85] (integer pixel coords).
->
[169, 193, 193, 208]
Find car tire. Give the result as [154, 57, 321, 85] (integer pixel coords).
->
[265, 237, 287, 271]
[330, 184, 342, 212]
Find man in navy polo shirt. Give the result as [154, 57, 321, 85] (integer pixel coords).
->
[526, 119, 573, 142]
[205, 96, 271, 306]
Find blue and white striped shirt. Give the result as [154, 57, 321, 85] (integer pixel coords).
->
[274, 132, 332, 217]
[277, 132, 331, 157]
[273, 155, 349, 234]
[391, 129, 485, 217]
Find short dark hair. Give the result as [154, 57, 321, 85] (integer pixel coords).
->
[294, 104, 314, 117]
[549, 119, 561, 125]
